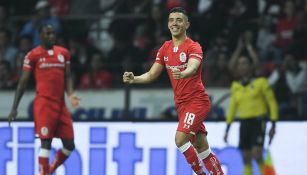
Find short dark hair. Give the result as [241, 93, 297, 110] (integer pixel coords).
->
[169, 7, 188, 19]
[38, 23, 53, 34]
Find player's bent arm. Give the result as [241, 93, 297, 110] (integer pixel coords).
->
[11, 70, 31, 111]
[133, 62, 163, 84]
[180, 58, 201, 78]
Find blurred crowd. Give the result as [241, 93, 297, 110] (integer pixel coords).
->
[0, 0, 306, 119]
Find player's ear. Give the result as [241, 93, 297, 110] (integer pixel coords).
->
[186, 21, 190, 30]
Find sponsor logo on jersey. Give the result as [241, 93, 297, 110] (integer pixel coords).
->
[39, 63, 65, 68]
[166, 63, 187, 70]
[179, 52, 187, 62]
[173, 47, 178, 52]
[41, 127, 48, 136]
[48, 50, 54, 55]
[58, 54, 65, 63]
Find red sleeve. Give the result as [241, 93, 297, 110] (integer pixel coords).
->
[154, 43, 165, 65]
[188, 42, 203, 62]
[62, 47, 71, 65]
[22, 51, 36, 71]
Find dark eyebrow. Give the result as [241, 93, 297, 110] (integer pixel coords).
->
[168, 17, 184, 20]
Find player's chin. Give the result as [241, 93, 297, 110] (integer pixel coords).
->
[48, 40, 56, 46]
[171, 32, 182, 37]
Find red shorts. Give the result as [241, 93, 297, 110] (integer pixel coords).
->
[176, 101, 211, 139]
[33, 98, 74, 139]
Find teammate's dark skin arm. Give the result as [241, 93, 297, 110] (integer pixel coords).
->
[65, 65, 74, 96]
[8, 70, 31, 125]
[65, 65, 80, 107]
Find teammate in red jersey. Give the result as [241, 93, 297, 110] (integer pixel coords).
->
[7, 24, 80, 175]
[123, 7, 224, 175]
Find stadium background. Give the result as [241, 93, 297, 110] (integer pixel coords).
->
[0, 0, 306, 175]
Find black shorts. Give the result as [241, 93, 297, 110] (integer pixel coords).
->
[239, 117, 266, 150]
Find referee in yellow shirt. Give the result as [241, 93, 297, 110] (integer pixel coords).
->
[224, 55, 278, 175]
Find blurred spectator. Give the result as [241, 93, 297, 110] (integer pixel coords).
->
[15, 36, 33, 75]
[228, 0, 258, 33]
[292, 8, 307, 59]
[260, 0, 281, 17]
[166, 0, 188, 11]
[88, 11, 115, 53]
[257, 16, 276, 61]
[0, 60, 17, 89]
[205, 31, 230, 65]
[197, 0, 213, 14]
[208, 52, 232, 87]
[79, 52, 113, 89]
[14, 35, 35, 89]
[140, 4, 168, 52]
[68, 38, 91, 85]
[107, 38, 146, 77]
[115, 0, 150, 14]
[49, 0, 70, 15]
[108, 0, 151, 49]
[274, 53, 307, 94]
[0, 28, 18, 68]
[0, 5, 16, 35]
[228, 30, 259, 78]
[9, 0, 37, 15]
[274, 0, 298, 62]
[269, 52, 307, 118]
[69, 0, 99, 15]
[285, 57, 307, 94]
[19, 0, 61, 47]
[196, 0, 232, 47]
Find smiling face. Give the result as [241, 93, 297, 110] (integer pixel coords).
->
[168, 12, 189, 38]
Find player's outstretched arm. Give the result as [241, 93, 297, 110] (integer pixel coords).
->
[8, 70, 31, 126]
[123, 62, 163, 84]
[65, 65, 80, 108]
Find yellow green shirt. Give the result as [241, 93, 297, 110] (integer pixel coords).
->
[226, 77, 278, 124]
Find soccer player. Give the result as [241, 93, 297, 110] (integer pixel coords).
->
[123, 7, 224, 175]
[7, 24, 80, 175]
[224, 55, 278, 175]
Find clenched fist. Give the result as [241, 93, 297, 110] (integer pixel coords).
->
[171, 68, 182, 80]
[69, 94, 80, 108]
[123, 72, 134, 84]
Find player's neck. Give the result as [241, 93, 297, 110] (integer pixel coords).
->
[41, 44, 53, 50]
[172, 35, 187, 47]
